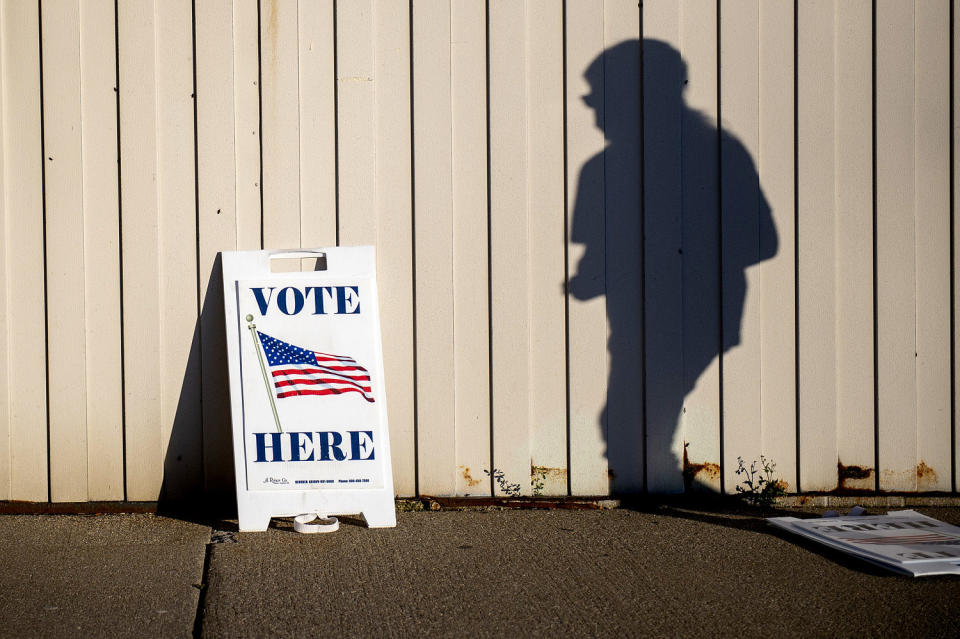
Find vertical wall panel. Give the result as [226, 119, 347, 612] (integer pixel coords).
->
[602, 0, 642, 494]
[118, 0, 198, 501]
[298, 0, 336, 246]
[797, 0, 837, 491]
[197, 0, 241, 277]
[235, 0, 262, 250]
[42, 0, 88, 501]
[954, 0, 960, 492]
[643, 0, 686, 495]
[835, 0, 875, 492]
[566, 0, 610, 495]
[451, 0, 491, 497]
[719, 0, 762, 492]
[336, 0, 375, 244]
[876, 0, 918, 491]
[261, 0, 301, 255]
[679, 0, 721, 494]
[914, 0, 951, 491]
[156, 0, 200, 501]
[489, 0, 531, 495]
[42, 0, 125, 503]
[527, 0, 567, 496]
[81, 0, 123, 501]
[412, 0, 455, 495]
[645, 0, 722, 494]
[719, 0, 792, 493]
[196, 0, 264, 499]
[757, 0, 795, 491]
[2, 0, 47, 501]
[372, 0, 414, 497]
[0, 2, 8, 500]
[197, 0, 242, 499]
[118, 1, 163, 499]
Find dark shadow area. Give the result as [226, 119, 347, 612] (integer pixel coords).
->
[619, 493, 802, 526]
[569, 39, 777, 494]
[618, 495, 897, 576]
[160, 254, 237, 521]
[159, 252, 328, 523]
[157, 317, 204, 511]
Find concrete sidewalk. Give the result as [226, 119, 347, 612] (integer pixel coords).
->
[0, 513, 209, 637]
[2, 506, 959, 638]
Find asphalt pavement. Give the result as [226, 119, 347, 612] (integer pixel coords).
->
[2, 504, 960, 638]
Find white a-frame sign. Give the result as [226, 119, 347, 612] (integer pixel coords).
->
[222, 247, 396, 532]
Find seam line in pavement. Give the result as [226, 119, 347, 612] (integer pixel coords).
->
[193, 535, 214, 638]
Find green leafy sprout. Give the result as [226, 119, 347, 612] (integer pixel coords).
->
[734, 455, 787, 507]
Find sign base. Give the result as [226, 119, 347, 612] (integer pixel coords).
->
[237, 491, 396, 532]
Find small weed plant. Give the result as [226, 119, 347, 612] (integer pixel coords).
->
[734, 455, 786, 507]
[531, 466, 548, 496]
[395, 499, 426, 512]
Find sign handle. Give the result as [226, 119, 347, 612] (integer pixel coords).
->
[247, 316, 284, 433]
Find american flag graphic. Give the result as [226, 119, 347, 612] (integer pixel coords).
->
[256, 331, 374, 402]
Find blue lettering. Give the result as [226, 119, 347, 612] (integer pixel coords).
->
[254, 432, 284, 462]
[277, 287, 305, 315]
[252, 286, 358, 315]
[250, 287, 276, 316]
[251, 430, 376, 462]
[337, 286, 360, 314]
[289, 432, 314, 462]
[306, 286, 331, 314]
[349, 430, 375, 460]
[317, 431, 347, 461]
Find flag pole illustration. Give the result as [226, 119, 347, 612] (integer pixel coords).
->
[246, 314, 284, 433]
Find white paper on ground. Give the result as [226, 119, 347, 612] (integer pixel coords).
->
[768, 510, 960, 577]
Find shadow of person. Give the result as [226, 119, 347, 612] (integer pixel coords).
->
[568, 39, 777, 494]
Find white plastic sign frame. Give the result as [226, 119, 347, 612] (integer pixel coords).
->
[222, 247, 396, 531]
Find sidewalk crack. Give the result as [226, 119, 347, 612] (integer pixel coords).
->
[192, 535, 215, 638]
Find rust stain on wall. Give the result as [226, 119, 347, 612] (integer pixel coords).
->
[682, 444, 720, 491]
[916, 461, 938, 486]
[837, 460, 873, 491]
[531, 465, 567, 480]
[459, 466, 483, 487]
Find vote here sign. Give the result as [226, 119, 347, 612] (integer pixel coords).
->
[223, 248, 396, 531]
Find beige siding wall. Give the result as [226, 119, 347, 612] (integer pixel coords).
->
[0, 0, 956, 501]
